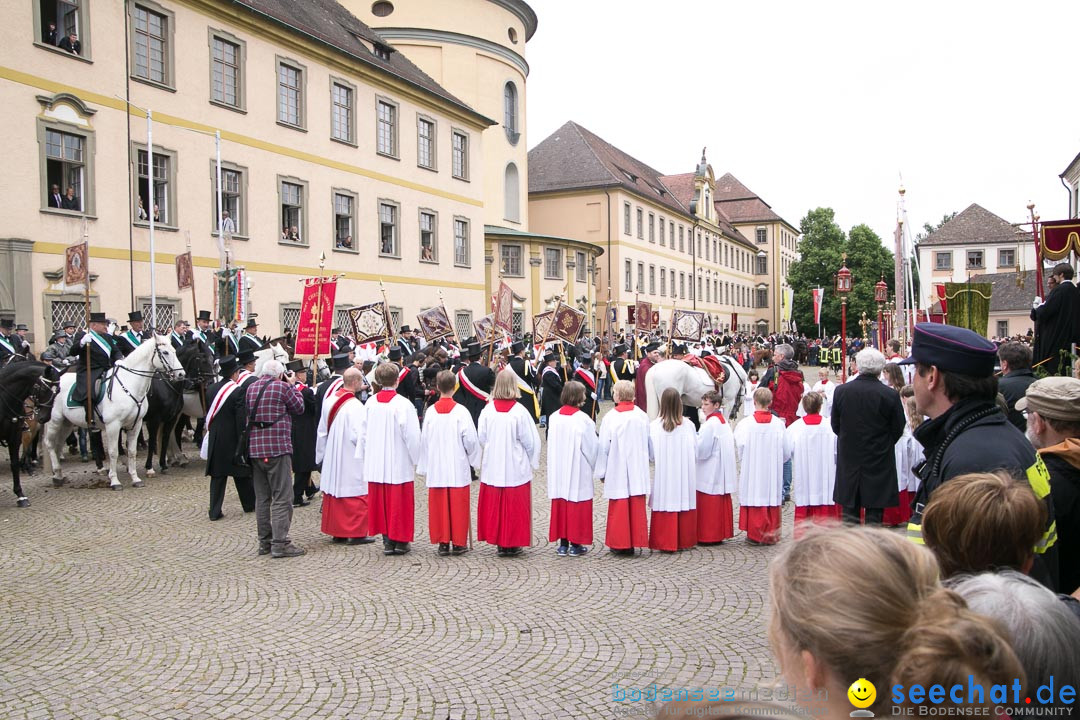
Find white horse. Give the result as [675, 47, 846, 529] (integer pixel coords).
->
[644, 357, 748, 421]
[44, 336, 185, 490]
[254, 342, 290, 375]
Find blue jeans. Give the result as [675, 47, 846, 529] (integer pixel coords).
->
[782, 459, 792, 501]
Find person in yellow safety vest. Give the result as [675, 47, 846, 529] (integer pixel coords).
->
[899, 323, 1059, 590]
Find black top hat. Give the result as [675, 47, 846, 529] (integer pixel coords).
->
[331, 326, 341, 334]
[237, 349, 257, 366]
[63, 320, 76, 330]
[399, 325, 412, 333]
[218, 355, 239, 377]
[387, 347, 403, 361]
[543, 353, 558, 364]
[15, 323, 28, 331]
[0, 318, 13, 330]
[128, 311, 144, 322]
[613, 344, 628, 355]
[671, 343, 687, 355]
[244, 317, 258, 330]
[644, 342, 661, 353]
[197, 310, 212, 322]
[510, 340, 525, 354]
[331, 352, 352, 371]
[88, 312, 107, 324]
[285, 359, 305, 373]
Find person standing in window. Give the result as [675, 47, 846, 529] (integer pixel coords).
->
[48, 184, 64, 209]
[62, 187, 79, 211]
[43, 22, 58, 46]
[57, 31, 81, 55]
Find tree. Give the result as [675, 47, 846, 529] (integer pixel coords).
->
[788, 209, 895, 337]
[916, 212, 958, 244]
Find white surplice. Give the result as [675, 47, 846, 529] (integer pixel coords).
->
[595, 406, 651, 500]
[743, 382, 758, 418]
[810, 379, 836, 416]
[546, 409, 598, 502]
[315, 393, 367, 498]
[783, 416, 837, 507]
[417, 402, 481, 488]
[895, 424, 924, 493]
[477, 402, 541, 488]
[733, 413, 790, 506]
[358, 392, 421, 484]
[648, 419, 697, 512]
[695, 414, 738, 495]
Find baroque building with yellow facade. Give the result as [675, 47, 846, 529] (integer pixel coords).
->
[1, 0, 556, 351]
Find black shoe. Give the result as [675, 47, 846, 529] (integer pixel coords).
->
[345, 536, 375, 545]
[437, 543, 450, 556]
[331, 537, 346, 544]
[610, 547, 635, 556]
[271, 543, 306, 558]
[293, 498, 310, 507]
[392, 542, 411, 555]
[209, 513, 224, 521]
[503, 546, 523, 557]
[451, 545, 469, 556]
[305, 486, 319, 499]
[382, 536, 395, 555]
[496, 546, 507, 557]
[257, 543, 271, 556]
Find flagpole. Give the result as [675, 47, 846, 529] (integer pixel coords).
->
[314, 252, 326, 363]
[379, 278, 395, 356]
[484, 272, 502, 366]
[438, 289, 459, 349]
[147, 110, 157, 333]
[185, 232, 198, 322]
[82, 223, 93, 427]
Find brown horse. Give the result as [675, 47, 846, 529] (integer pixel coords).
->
[751, 347, 773, 367]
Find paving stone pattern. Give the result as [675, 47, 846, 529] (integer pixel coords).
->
[0, 405, 788, 720]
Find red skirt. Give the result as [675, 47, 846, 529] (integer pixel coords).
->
[549, 498, 593, 544]
[428, 486, 470, 546]
[882, 489, 912, 527]
[649, 509, 697, 551]
[605, 496, 648, 550]
[739, 505, 781, 545]
[321, 494, 369, 538]
[367, 481, 414, 542]
[696, 492, 734, 543]
[477, 482, 531, 548]
[793, 504, 842, 540]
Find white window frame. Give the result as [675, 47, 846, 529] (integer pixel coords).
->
[209, 28, 245, 112]
[131, 1, 174, 90]
[453, 216, 471, 267]
[276, 56, 307, 130]
[378, 199, 400, 258]
[500, 244, 523, 277]
[132, 142, 177, 229]
[451, 129, 469, 181]
[544, 247, 562, 280]
[417, 114, 436, 171]
[376, 97, 399, 158]
[330, 77, 356, 145]
[277, 176, 308, 246]
[419, 208, 438, 263]
[332, 189, 357, 254]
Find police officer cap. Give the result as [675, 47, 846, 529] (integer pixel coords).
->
[236, 349, 257, 366]
[897, 323, 997, 376]
[218, 355, 239, 377]
[331, 352, 352, 371]
[388, 347, 403, 362]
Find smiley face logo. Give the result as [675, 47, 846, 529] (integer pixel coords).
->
[848, 678, 877, 709]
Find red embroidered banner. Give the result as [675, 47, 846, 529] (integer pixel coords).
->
[494, 281, 514, 333]
[175, 251, 194, 291]
[1041, 219, 1080, 261]
[295, 277, 337, 358]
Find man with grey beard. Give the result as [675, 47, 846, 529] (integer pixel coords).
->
[1018, 377, 1080, 594]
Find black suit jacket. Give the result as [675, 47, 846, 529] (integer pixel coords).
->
[204, 379, 251, 478]
[48, 193, 64, 208]
[58, 37, 80, 54]
[61, 195, 80, 210]
[831, 374, 906, 509]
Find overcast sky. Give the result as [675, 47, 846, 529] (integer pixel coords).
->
[525, 0, 1080, 249]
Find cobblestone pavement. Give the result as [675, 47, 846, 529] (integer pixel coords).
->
[0, 402, 791, 720]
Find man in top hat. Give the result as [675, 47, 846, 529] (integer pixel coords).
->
[235, 349, 258, 389]
[315, 352, 352, 418]
[203, 355, 256, 520]
[1019, 376, 1080, 594]
[900, 322, 1058, 589]
[330, 326, 353, 355]
[117, 311, 151, 356]
[453, 342, 494, 428]
[396, 326, 415, 359]
[13, 323, 32, 358]
[286, 359, 320, 507]
[69, 311, 123, 425]
[1030, 262, 1079, 377]
[573, 352, 598, 421]
[192, 310, 217, 352]
[0, 318, 18, 364]
[507, 340, 539, 423]
[539, 353, 564, 429]
[387, 347, 418, 416]
[235, 317, 262, 355]
[633, 341, 662, 413]
[609, 343, 635, 387]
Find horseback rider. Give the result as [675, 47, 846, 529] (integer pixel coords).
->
[170, 319, 191, 351]
[192, 310, 217, 353]
[233, 317, 262, 355]
[117, 310, 153, 357]
[69, 311, 123, 427]
[0, 318, 19, 364]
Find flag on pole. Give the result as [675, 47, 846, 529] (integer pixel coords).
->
[781, 288, 794, 324]
[416, 305, 455, 342]
[346, 302, 391, 343]
[175, 251, 194, 291]
[64, 241, 89, 290]
[473, 313, 495, 345]
[635, 300, 652, 332]
[811, 287, 824, 325]
[671, 309, 706, 341]
[550, 302, 586, 343]
[294, 276, 337, 358]
[493, 281, 514, 333]
[532, 310, 554, 340]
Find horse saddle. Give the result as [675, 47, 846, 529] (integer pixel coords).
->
[682, 355, 726, 385]
[67, 374, 107, 407]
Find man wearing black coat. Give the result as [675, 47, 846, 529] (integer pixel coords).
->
[453, 342, 494, 427]
[831, 347, 906, 525]
[1031, 263, 1079, 376]
[287, 361, 319, 507]
[539, 353, 564, 428]
[204, 356, 255, 520]
[997, 341, 1037, 431]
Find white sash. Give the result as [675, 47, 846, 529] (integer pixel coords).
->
[397, 366, 410, 385]
[457, 368, 490, 401]
[200, 380, 240, 460]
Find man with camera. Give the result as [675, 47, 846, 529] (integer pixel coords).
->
[245, 359, 306, 558]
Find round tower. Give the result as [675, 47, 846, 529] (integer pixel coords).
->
[347, 0, 537, 230]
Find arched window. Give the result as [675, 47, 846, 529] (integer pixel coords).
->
[504, 163, 520, 222]
[503, 82, 519, 144]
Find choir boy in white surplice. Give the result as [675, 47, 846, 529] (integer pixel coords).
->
[360, 363, 421, 556]
[884, 393, 924, 528]
[315, 368, 372, 544]
[477, 369, 541, 557]
[695, 390, 737, 545]
[810, 369, 836, 417]
[648, 388, 698, 553]
[783, 391, 840, 539]
[596, 380, 651, 555]
[418, 371, 481, 556]
[733, 386, 790, 545]
[546, 381, 598, 557]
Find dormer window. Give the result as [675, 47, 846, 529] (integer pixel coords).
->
[373, 43, 391, 61]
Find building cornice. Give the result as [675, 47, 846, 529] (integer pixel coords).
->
[490, 0, 538, 41]
[375, 27, 529, 77]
